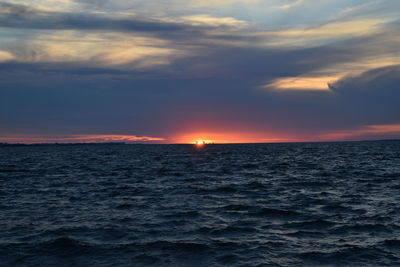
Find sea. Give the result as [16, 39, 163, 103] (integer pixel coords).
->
[1, 141, 400, 266]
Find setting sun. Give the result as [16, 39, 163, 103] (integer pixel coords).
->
[194, 140, 213, 146]
[174, 130, 291, 145]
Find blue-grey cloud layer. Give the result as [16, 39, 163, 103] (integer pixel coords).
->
[0, 0, 399, 141]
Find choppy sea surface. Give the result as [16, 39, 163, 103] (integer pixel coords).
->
[1, 141, 400, 266]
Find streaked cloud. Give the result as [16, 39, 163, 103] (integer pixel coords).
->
[191, 0, 258, 6]
[4, 30, 186, 69]
[259, 22, 400, 90]
[279, 0, 305, 10]
[0, 50, 15, 62]
[1, 0, 78, 12]
[180, 14, 248, 28]
[262, 76, 336, 91]
[0, 2, 195, 33]
[258, 19, 389, 47]
[321, 124, 400, 141]
[0, 134, 164, 144]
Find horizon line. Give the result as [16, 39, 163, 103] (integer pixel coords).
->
[1, 138, 399, 146]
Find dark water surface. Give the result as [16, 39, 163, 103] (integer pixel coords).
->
[1, 141, 400, 266]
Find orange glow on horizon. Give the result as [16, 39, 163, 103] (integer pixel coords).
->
[173, 131, 294, 144]
[169, 123, 399, 144]
[1, 123, 398, 145]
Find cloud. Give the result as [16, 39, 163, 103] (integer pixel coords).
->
[320, 124, 400, 141]
[257, 19, 390, 47]
[16, 31, 183, 69]
[191, 0, 258, 6]
[328, 65, 400, 128]
[0, 134, 165, 144]
[337, 0, 400, 22]
[0, 0, 78, 14]
[0, 61, 399, 142]
[279, 0, 305, 10]
[330, 64, 400, 95]
[258, 26, 400, 90]
[0, 50, 14, 62]
[180, 14, 248, 28]
[262, 76, 337, 91]
[0, 2, 193, 33]
[0, 0, 399, 142]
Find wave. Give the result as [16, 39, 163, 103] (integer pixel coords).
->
[332, 223, 393, 234]
[298, 246, 399, 265]
[2, 141, 400, 266]
[283, 219, 335, 230]
[248, 208, 302, 218]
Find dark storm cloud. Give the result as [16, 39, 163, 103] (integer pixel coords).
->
[1, 51, 399, 139]
[331, 65, 400, 94]
[329, 65, 400, 125]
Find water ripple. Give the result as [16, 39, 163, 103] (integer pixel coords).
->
[1, 141, 400, 266]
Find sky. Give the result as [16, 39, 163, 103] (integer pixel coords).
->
[0, 0, 399, 143]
